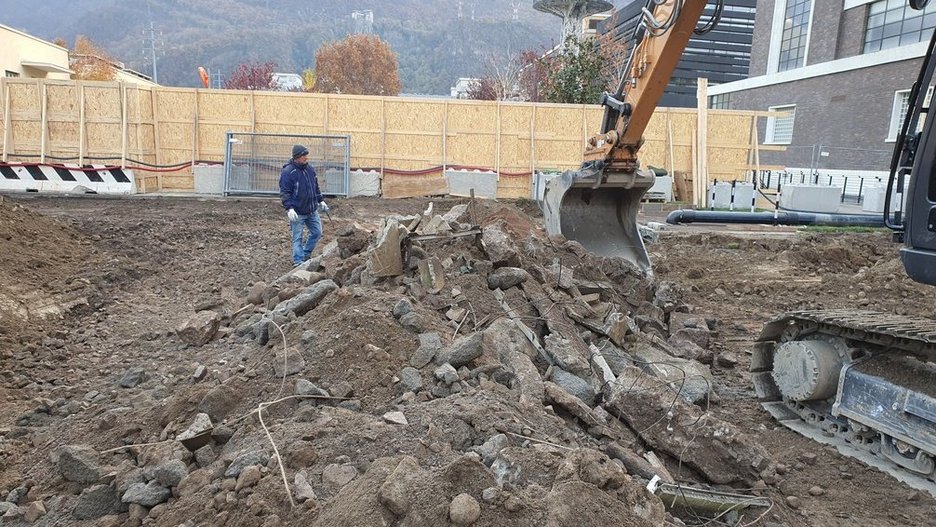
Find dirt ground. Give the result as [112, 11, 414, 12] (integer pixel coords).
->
[1, 193, 936, 526]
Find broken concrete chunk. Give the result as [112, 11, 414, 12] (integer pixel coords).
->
[121, 481, 171, 507]
[118, 368, 146, 389]
[296, 379, 329, 397]
[411, 332, 442, 368]
[399, 367, 424, 392]
[57, 444, 102, 484]
[151, 459, 188, 487]
[72, 484, 120, 520]
[272, 279, 338, 318]
[393, 298, 414, 319]
[176, 310, 221, 347]
[442, 204, 470, 224]
[603, 367, 769, 486]
[549, 368, 596, 407]
[632, 340, 713, 405]
[420, 215, 453, 235]
[294, 471, 317, 502]
[369, 219, 409, 277]
[377, 456, 423, 516]
[177, 413, 213, 442]
[417, 257, 446, 294]
[434, 363, 459, 385]
[487, 267, 530, 290]
[382, 411, 408, 426]
[481, 223, 521, 268]
[438, 333, 483, 368]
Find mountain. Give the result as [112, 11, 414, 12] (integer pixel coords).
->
[2, 1, 627, 94]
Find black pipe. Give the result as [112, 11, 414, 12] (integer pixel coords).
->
[665, 209, 885, 227]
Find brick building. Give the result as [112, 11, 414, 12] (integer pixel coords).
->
[709, 0, 936, 174]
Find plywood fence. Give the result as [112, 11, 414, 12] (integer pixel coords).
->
[0, 77, 771, 199]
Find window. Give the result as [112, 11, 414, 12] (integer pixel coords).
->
[710, 94, 731, 109]
[887, 86, 934, 141]
[864, 0, 936, 53]
[766, 105, 796, 144]
[778, 0, 813, 71]
[4, 71, 19, 78]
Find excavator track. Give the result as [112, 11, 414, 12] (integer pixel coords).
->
[752, 310, 936, 497]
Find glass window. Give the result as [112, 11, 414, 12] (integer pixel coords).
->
[778, 0, 813, 71]
[888, 86, 935, 141]
[864, 0, 936, 53]
[766, 105, 796, 144]
[4, 71, 19, 78]
[710, 94, 731, 109]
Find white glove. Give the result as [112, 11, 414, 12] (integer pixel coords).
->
[319, 201, 330, 213]
[287, 208, 299, 222]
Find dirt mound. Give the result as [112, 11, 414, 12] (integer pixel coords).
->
[0, 197, 96, 346]
[2, 195, 935, 527]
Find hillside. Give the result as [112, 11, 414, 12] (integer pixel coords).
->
[2, 0, 625, 94]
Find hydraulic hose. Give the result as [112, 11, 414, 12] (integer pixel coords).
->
[665, 209, 885, 227]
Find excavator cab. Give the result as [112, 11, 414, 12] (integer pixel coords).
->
[886, 4, 936, 286]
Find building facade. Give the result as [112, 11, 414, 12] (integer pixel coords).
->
[709, 0, 935, 173]
[1, 24, 71, 80]
[601, 0, 756, 107]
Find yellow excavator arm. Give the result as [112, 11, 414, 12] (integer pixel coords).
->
[542, 0, 711, 272]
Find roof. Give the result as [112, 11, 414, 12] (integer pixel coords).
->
[20, 61, 73, 74]
[0, 24, 69, 52]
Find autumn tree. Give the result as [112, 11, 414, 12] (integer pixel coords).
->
[70, 36, 117, 81]
[315, 35, 401, 96]
[225, 61, 277, 91]
[301, 68, 317, 92]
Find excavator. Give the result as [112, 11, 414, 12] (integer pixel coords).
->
[542, 0, 936, 495]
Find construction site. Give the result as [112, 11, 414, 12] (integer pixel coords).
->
[4, 0, 936, 526]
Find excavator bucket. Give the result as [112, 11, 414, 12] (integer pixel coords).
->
[542, 167, 654, 273]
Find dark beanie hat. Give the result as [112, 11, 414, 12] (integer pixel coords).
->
[292, 144, 309, 158]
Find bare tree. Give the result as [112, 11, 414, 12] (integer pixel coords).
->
[479, 47, 524, 100]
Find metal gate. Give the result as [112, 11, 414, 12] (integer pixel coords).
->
[223, 132, 351, 196]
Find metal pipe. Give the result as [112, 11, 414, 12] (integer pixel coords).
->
[665, 209, 885, 227]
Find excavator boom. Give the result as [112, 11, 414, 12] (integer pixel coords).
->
[543, 0, 710, 271]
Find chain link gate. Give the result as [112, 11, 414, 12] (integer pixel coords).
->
[223, 132, 351, 196]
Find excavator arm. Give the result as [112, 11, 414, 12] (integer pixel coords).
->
[542, 0, 712, 272]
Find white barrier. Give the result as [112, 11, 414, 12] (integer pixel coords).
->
[0, 164, 136, 194]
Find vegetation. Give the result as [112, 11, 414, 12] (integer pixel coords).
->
[69, 35, 117, 81]
[224, 61, 277, 91]
[315, 35, 401, 96]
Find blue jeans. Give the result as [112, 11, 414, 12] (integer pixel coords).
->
[289, 212, 322, 265]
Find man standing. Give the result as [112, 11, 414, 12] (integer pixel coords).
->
[279, 144, 329, 265]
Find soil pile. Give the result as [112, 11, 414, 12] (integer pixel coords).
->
[0, 199, 768, 527]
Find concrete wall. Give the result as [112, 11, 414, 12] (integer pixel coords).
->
[0, 25, 70, 80]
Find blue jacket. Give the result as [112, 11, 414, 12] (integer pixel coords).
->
[279, 161, 323, 215]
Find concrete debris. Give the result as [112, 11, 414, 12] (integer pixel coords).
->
[56, 444, 102, 483]
[176, 310, 221, 346]
[4, 199, 800, 527]
[603, 367, 770, 485]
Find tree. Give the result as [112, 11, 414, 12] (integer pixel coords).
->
[301, 68, 317, 92]
[70, 36, 117, 81]
[225, 61, 277, 91]
[315, 35, 401, 96]
[543, 36, 607, 105]
[516, 50, 552, 103]
[466, 78, 498, 101]
[597, 31, 631, 93]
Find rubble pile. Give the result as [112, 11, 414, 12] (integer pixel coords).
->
[0, 201, 774, 526]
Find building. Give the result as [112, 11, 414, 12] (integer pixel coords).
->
[599, 0, 756, 108]
[1, 24, 72, 79]
[272, 73, 303, 91]
[2, 24, 158, 87]
[709, 0, 936, 174]
[450, 78, 478, 99]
